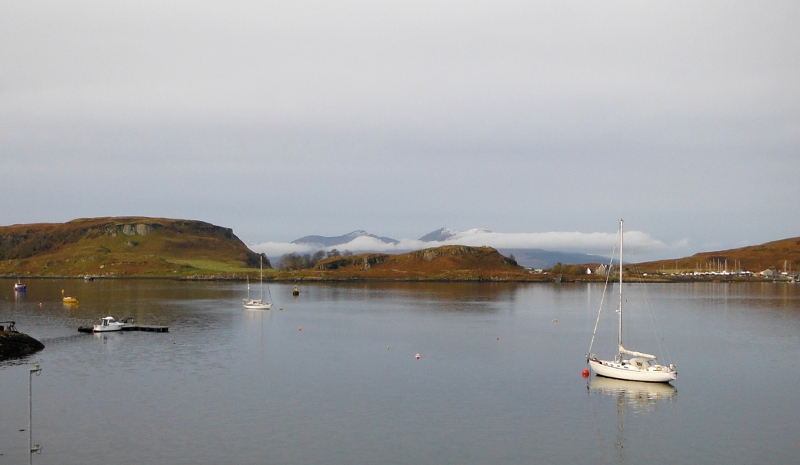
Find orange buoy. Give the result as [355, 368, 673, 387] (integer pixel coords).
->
[415, 354, 420, 359]
[582, 368, 590, 378]
[298, 327, 302, 331]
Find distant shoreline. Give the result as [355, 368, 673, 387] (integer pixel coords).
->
[2, 275, 794, 284]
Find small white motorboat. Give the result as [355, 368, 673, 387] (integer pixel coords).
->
[93, 316, 129, 332]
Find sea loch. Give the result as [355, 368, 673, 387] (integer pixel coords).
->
[1, 279, 799, 464]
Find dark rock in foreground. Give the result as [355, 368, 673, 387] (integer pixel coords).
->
[0, 331, 45, 361]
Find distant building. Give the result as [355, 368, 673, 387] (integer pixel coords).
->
[595, 264, 613, 276]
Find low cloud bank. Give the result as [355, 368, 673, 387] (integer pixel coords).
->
[253, 230, 681, 260]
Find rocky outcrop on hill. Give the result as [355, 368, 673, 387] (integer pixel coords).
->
[0, 217, 265, 277]
[404, 245, 518, 268]
[0, 218, 243, 260]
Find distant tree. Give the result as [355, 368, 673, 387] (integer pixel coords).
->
[250, 253, 272, 268]
[278, 253, 304, 270]
[343, 250, 353, 257]
[311, 250, 325, 265]
[327, 249, 341, 259]
[278, 251, 330, 270]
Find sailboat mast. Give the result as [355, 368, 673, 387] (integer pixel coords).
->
[618, 219, 624, 353]
[260, 256, 264, 301]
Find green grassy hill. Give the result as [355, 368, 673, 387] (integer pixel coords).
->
[0, 217, 265, 278]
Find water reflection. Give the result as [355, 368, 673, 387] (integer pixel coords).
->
[589, 376, 676, 412]
[302, 281, 520, 304]
[588, 377, 677, 465]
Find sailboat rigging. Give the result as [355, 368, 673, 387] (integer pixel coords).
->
[243, 256, 272, 310]
[587, 219, 677, 383]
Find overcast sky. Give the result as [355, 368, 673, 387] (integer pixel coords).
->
[2, 1, 798, 261]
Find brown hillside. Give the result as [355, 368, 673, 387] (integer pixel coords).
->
[0, 217, 264, 278]
[298, 245, 538, 281]
[637, 236, 800, 274]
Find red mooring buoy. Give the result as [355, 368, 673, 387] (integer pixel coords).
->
[582, 368, 590, 378]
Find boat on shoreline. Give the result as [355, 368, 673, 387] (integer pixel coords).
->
[586, 220, 677, 383]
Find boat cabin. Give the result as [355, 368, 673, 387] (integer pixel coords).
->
[627, 357, 654, 370]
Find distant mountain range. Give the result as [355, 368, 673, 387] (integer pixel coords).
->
[292, 230, 399, 247]
[494, 248, 610, 270]
[289, 228, 610, 268]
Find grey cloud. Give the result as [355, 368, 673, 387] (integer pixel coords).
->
[1, 1, 798, 256]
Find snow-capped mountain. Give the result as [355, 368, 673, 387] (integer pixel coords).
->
[417, 227, 461, 242]
[418, 228, 493, 242]
[278, 227, 614, 269]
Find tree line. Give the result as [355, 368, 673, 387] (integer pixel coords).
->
[277, 249, 353, 271]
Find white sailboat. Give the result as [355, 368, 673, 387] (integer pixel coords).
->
[243, 256, 272, 310]
[587, 219, 677, 383]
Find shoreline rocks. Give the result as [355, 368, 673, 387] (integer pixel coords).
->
[0, 331, 45, 361]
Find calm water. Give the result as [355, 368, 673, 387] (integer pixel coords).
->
[1, 278, 799, 464]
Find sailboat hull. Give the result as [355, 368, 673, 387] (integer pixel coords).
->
[589, 358, 677, 383]
[243, 300, 272, 310]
